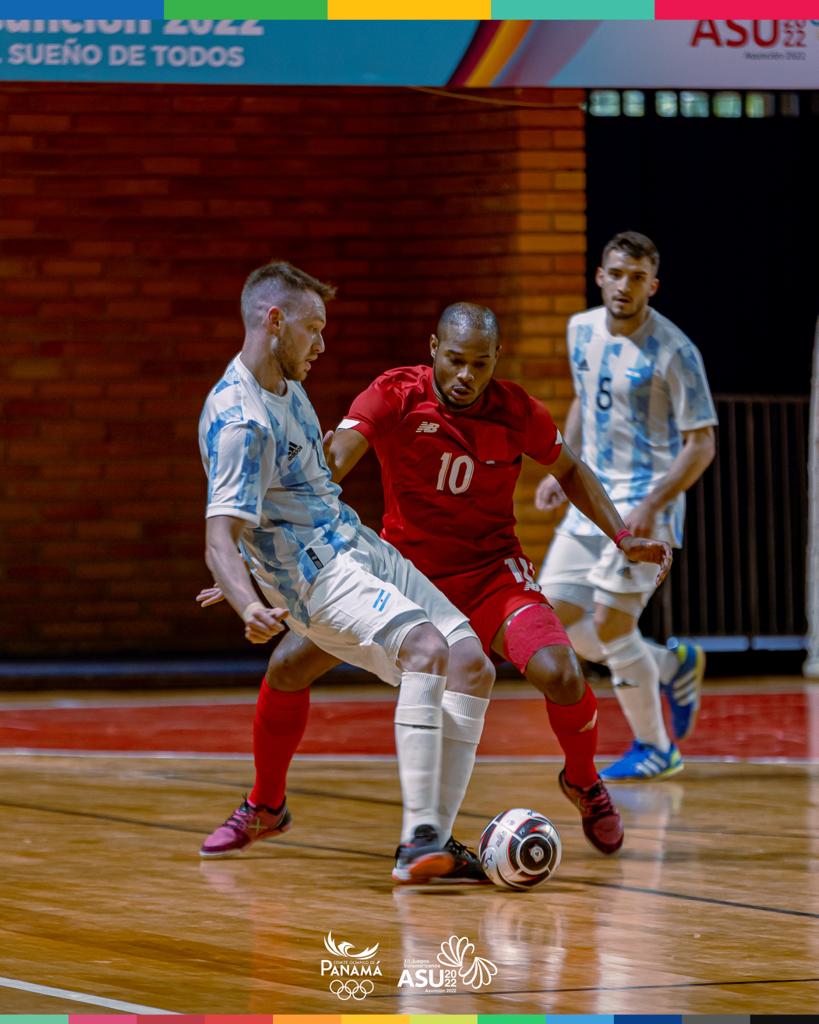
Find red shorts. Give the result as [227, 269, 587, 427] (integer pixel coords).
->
[430, 554, 570, 658]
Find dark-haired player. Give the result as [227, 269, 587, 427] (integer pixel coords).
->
[536, 231, 716, 781]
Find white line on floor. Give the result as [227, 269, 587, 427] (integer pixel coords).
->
[0, 681, 809, 713]
[0, 749, 816, 765]
[0, 974, 174, 1013]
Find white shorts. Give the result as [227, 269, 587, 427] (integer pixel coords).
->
[537, 529, 674, 618]
[285, 525, 475, 686]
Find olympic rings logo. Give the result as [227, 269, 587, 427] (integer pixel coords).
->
[329, 979, 374, 1001]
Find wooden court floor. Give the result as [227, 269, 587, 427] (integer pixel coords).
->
[1, 679, 818, 1015]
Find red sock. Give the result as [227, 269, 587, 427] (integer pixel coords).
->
[249, 678, 310, 810]
[545, 682, 599, 790]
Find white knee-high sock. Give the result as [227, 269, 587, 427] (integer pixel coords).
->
[438, 690, 489, 842]
[394, 672, 446, 842]
[601, 631, 671, 752]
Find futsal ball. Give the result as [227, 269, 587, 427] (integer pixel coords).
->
[478, 808, 561, 890]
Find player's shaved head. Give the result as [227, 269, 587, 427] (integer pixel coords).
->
[241, 261, 336, 330]
[437, 303, 500, 348]
[431, 302, 501, 409]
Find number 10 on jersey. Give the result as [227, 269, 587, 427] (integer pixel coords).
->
[436, 452, 475, 494]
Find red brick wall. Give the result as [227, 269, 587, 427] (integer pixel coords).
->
[0, 83, 585, 656]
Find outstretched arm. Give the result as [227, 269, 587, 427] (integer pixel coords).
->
[549, 442, 673, 584]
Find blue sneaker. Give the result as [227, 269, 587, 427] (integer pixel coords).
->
[661, 641, 704, 741]
[600, 740, 683, 782]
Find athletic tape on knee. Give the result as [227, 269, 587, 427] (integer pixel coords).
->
[601, 630, 654, 676]
[567, 616, 606, 663]
[395, 671, 445, 728]
[503, 604, 569, 674]
[441, 690, 489, 743]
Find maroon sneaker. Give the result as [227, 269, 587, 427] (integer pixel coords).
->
[558, 770, 624, 855]
[199, 798, 291, 858]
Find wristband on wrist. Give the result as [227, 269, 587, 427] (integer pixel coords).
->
[614, 528, 633, 549]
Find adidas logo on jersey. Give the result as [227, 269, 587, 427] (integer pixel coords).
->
[616, 565, 633, 579]
[287, 441, 303, 462]
[416, 421, 440, 434]
[576, 358, 590, 371]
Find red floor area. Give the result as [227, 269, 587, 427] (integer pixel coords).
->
[0, 688, 815, 760]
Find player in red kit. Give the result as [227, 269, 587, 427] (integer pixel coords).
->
[199, 303, 672, 878]
[337, 362, 565, 662]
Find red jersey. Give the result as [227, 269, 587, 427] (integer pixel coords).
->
[343, 365, 562, 581]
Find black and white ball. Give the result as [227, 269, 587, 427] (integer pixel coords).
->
[478, 808, 561, 890]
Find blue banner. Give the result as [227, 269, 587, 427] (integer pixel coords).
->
[0, 20, 478, 84]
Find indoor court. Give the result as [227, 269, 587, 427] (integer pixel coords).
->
[1, 676, 817, 1014]
[1, 21, 817, 1022]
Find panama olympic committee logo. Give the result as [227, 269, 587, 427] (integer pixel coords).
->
[321, 931, 382, 1001]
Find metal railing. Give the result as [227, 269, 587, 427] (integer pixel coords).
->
[644, 394, 810, 650]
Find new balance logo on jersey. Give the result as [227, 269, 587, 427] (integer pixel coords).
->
[416, 421, 440, 434]
[287, 442, 303, 462]
[576, 357, 590, 371]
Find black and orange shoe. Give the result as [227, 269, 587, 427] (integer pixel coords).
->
[433, 836, 490, 883]
[392, 824, 455, 884]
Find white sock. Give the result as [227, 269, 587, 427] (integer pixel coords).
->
[567, 616, 606, 662]
[394, 672, 446, 843]
[643, 638, 677, 683]
[601, 631, 671, 752]
[438, 690, 489, 842]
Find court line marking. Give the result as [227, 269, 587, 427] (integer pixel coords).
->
[0, 748, 390, 761]
[1, 797, 817, 915]
[0, 681, 808, 711]
[0, 975, 174, 1013]
[0, 692, 395, 711]
[161, 772, 819, 841]
[0, 748, 817, 766]
[561, 876, 819, 919]
[0, 799, 389, 860]
[374, 974, 819, 1001]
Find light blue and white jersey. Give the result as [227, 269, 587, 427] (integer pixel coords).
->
[199, 355, 361, 624]
[560, 306, 717, 547]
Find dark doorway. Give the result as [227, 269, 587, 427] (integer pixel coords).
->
[586, 92, 817, 396]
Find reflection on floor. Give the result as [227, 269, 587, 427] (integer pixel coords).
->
[1, 754, 818, 1014]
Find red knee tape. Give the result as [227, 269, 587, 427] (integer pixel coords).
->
[503, 603, 570, 674]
